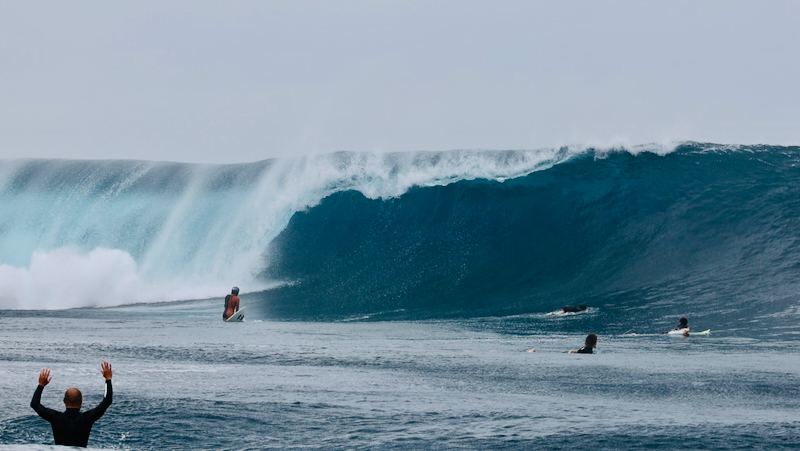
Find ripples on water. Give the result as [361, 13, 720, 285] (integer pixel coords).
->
[1, 301, 799, 450]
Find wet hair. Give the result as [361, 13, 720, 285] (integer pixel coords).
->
[231, 287, 240, 295]
[579, 305, 587, 311]
[678, 317, 688, 326]
[64, 388, 82, 407]
[585, 333, 598, 347]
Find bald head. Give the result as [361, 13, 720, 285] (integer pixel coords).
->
[64, 388, 82, 408]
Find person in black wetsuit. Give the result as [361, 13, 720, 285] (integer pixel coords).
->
[561, 305, 587, 313]
[569, 333, 598, 354]
[674, 317, 689, 330]
[30, 362, 113, 448]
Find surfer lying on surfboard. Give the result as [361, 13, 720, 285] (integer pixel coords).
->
[569, 333, 597, 354]
[547, 305, 588, 315]
[664, 316, 690, 335]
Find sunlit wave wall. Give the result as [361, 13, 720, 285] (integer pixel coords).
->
[0, 146, 587, 309]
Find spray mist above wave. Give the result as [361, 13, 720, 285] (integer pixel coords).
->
[1, 144, 669, 309]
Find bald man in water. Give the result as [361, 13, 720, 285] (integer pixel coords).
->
[30, 362, 113, 448]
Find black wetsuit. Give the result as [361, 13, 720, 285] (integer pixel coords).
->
[30, 380, 112, 448]
[576, 346, 593, 354]
[562, 305, 581, 313]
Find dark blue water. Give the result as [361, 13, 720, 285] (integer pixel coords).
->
[2, 143, 800, 449]
[259, 145, 800, 335]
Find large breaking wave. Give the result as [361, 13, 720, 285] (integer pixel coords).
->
[0, 146, 585, 309]
[260, 144, 800, 330]
[2, 143, 799, 331]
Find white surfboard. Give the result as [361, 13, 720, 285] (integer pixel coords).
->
[225, 307, 246, 322]
[546, 309, 588, 316]
[689, 329, 711, 336]
[667, 328, 710, 336]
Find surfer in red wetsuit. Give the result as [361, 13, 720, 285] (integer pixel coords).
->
[223, 286, 240, 320]
[30, 362, 113, 448]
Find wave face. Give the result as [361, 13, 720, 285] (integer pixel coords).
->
[2, 143, 799, 332]
[258, 144, 800, 332]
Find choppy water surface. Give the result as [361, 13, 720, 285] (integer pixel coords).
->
[1, 301, 799, 450]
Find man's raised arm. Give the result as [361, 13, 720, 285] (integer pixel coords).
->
[30, 369, 57, 420]
[85, 362, 113, 422]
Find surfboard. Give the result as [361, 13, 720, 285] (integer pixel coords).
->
[225, 307, 246, 322]
[667, 328, 710, 336]
[546, 309, 588, 316]
[689, 329, 711, 336]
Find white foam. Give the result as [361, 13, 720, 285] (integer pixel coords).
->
[0, 247, 250, 310]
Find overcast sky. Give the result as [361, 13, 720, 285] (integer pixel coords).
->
[1, 1, 798, 164]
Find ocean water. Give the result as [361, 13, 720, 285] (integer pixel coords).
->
[1, 143, 800, 449]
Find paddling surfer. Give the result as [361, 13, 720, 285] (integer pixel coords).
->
[660, 316, 690, 335]
[30, 362, 113, 448]
[223, 286, 241, 321]
[569, 333, 598, 354]
[547, 305, 587, 315]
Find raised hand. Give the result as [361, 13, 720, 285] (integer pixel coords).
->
[100, 362, 112, 381]
[38, 369, 51, 387]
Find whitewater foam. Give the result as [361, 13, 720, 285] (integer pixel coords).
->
[0, 247, 233, 309]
